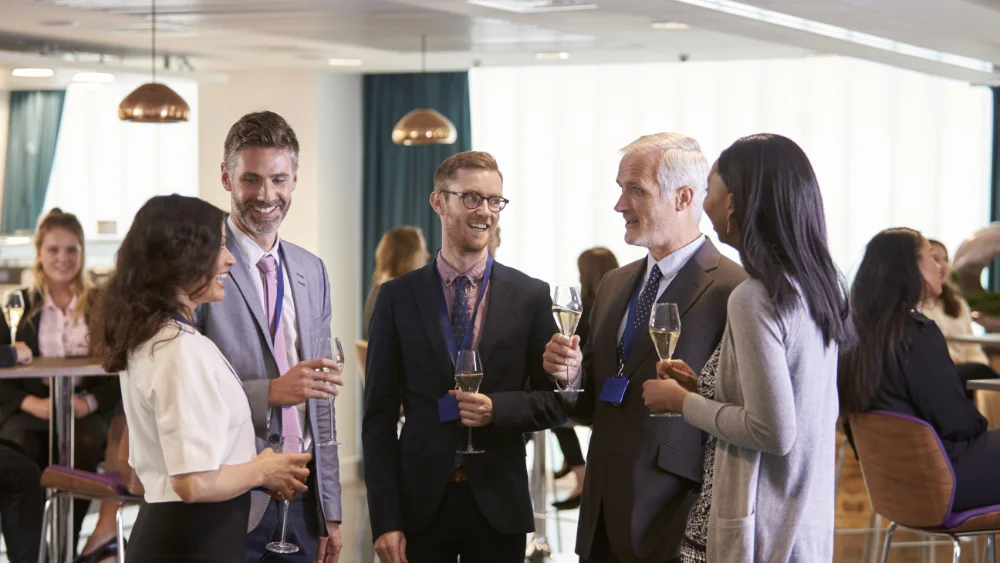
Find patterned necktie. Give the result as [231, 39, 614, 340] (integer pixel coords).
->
[618, 264, 664, 364]
[450, 275, 472, 350]
[256, 255, 301, 442]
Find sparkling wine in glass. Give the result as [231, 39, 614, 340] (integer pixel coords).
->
[265, 437, 307, 554]
[551, 285, 584, 394]
[649, 303, 683, 418]
[2, 290, 24, 344]
[455, 349, 485, 455]
[315, 337, 345, 447]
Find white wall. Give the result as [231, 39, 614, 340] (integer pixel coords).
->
[198, 71, 364, 483]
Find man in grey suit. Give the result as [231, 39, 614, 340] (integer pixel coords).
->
[543, 133, 746, 563]
[197, 111, 345, 563]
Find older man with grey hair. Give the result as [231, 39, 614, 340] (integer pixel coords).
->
[543, 133, 746, 563]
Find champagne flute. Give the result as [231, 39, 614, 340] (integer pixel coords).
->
[2, 290, 24, 344]
[649, 303, 683, 418]
[551, 285, 584, 393]
[265, 437, 307, 554]
[455, 350, 485, 455]
[315, 337, 345, 447]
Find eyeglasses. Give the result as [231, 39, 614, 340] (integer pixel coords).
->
[438, 190, 509, 212]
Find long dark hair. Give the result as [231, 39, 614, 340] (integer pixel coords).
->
[716, 133, 853, 347]
[90, 195, 225, 372]
[578, 247, 619, 302]
[927, 239, 961, 318]
[839, 228, 925, 413]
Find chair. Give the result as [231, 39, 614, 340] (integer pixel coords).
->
[355, 340, 368, 389]
[37, 466, 143, 563]
[849, 410, 1000, 563]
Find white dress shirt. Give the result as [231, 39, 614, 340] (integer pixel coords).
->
[227, 216, 311, 450]
[617, 235, 707, 343]
[120, 322, 256, 503]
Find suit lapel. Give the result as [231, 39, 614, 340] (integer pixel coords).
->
[225, 224, 276, 361]
[281, 245, 311, 361]
[412, 262, 454, 386]
[478, 263, 511, 369]
[594, 260, 644, 378]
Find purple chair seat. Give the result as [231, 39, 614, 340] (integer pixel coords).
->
[40, 465, 143, 501]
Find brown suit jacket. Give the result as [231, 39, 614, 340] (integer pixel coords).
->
[563, 239, 746, 563]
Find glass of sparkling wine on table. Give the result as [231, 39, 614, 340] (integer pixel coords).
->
[266, 437, 307, 554]
[2, 290, 24, 343]
[315, 336, 345, 447]
[649, 303, 682, 418]
[551, 285, 584, 393]
[455, 349, 485, 454]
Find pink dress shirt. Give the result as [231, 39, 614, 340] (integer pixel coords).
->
[436, 252, 491, 351]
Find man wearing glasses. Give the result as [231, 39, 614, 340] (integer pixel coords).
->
[363, 151, 566, 562]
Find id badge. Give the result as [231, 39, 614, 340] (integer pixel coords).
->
[598, 376, 629, 406]
[438, 394, 460, 422]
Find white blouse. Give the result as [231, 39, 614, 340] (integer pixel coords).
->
[922, 297, 990, 366]
[120, 321, 256, 503]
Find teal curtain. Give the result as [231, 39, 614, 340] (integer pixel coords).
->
[362, 72, 471, 302]
[1, 90, 66, 234]
[990, 87, 1000, 291]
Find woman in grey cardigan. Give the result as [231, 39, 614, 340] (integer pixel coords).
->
[642, 134, 854, 562]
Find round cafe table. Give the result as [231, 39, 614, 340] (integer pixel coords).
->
[0, 357, 113, 562]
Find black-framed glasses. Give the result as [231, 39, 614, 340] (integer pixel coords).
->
[438, 190, 509, 212]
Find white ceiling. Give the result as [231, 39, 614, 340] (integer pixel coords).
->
[0, 0, 997, 85]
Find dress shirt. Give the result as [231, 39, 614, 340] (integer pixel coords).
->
[436, 251, 491, 351]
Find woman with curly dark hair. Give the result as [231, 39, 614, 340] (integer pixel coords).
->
[90, 194, 311, 562]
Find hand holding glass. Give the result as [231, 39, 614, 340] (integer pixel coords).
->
[455, 350, 485, 454]
[315, 337, 345, 447]
[649, 303, 682, 418]
[266, 437, 307, 554]
[2, 290, 24, 344]
[551, 285, 583, 393]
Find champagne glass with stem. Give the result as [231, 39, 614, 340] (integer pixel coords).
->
[314, 336, 345, 447]
[2, 290, 24, 343]
[455, 349, 485, 454]
[649, 303, 683, 418]
[265, 437, 307, 554]
[551, 285, 584, 393]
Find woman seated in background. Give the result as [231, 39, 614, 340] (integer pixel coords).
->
[363, 226, 430, 337]
[90, 194, 310, 562]
[551, 247, 618, 510]
[0, 209, 121, 553]
[920, 239, 999, 395]
[839, 228, 1000, 512]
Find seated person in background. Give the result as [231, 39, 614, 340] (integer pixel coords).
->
[921, 239, 999, 396]
[89, 194, 310, 563]
[0, 209, 121, 553]
[489, 224, 502, 256]
[363, 226, 430, 337]
[840, 228, 1000, 512]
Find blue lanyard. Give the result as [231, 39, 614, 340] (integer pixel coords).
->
[618, 272, 646, 369]
[172, 313, 193, 326]
[434, 252, 494, 364]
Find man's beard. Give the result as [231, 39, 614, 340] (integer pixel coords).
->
[233, 196, 289, 237]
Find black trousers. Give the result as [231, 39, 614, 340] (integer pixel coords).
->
[581, 510, 681, 563]
[128, 493, 250, 562]
[954, 429, 1000, 512]
[552, 425, 586, 467]
[956, 362, 1000, 400]
[0, 442, 43, 563]
[405, 482, 525, 562]
[245, 492, 320, 562]
[0, 412, 108, 550]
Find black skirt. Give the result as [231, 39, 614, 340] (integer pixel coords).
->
[126, 492, 251, 562]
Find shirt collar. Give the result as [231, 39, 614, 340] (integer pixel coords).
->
[646, 235, 707, 283]
[436, 251, 488, 287]
[42, 292, 77, 314]
[228, 215, 282, 270]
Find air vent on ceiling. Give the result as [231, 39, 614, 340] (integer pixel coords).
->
[466, 0, 599, 14]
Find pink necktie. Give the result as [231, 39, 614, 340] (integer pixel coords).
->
[257, 255, 301, 443]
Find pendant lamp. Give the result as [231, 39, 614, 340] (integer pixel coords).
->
[118, 0, 190, 122]
[391, 35, 457, 145]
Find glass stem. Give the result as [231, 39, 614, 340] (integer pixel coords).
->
[467, 426, 473, 450]
[279, 500, 290, 543]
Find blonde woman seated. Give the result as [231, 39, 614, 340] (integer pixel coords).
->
[363, 226, 430, 337]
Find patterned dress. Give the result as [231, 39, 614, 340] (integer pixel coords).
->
[679, 345, 721, 563]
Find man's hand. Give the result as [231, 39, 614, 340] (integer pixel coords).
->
[448, 390, 493, 427]
[642, 378, 688, 415]
[316, 521, 343, 563]
[374, 530, 407, 563]
[20, 395, 50, 420]
[13, 342, 31, 365]
[542, 334, 582, 385]
[73, 396, 93, 418]
[267, 359, 343, 407]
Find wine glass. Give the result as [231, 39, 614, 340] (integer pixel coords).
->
[315, 337, 345, 447]
[649, 303, 682, 418]
[3, 290, 24, 343]
[265, 437, 307, 554]
[455, 349, 485, 455]
[551, 285, 584, 393]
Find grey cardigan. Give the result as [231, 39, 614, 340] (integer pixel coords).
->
[684, 279, 839, 563]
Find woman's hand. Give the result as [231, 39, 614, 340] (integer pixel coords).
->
[255, 448, 311, 501]
[642, 378, 689, 415]
[656, 359, 699, 393]
[20, 396, 50, 420]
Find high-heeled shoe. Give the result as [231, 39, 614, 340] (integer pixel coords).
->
[72, 537, 119, 563]
[552, 493, 582, 510]
[553, 463, 572, 480]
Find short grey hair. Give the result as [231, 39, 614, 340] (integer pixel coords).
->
[620, 133, 709, 221]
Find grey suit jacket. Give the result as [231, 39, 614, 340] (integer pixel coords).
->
[196, 224, 341, 533]
[563, 239, 746, 563]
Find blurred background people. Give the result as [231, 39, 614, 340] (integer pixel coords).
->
[363, 226, 430, 338]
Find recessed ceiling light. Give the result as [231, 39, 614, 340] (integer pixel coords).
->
[535, 51, 570, 60]
[327, 58, 363, 67]
[40, 19, 79, 28]
[652, 21, 690, 30]
[674, 0, 995, 73]
[72, 72, 115, 83]
[12, 68, 54, 78]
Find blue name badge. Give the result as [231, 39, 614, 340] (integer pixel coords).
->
[438, 394, 461, 422]
[598, 376, 629, 406]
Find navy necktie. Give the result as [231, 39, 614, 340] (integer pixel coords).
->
[451, 275, 472, 350]
[618, 264, 663, 364]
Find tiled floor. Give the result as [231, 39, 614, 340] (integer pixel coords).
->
[2, 428, 995, 562]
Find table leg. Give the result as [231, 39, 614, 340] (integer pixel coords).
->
[49, 375, 75, 562]
[526, 430, 551, 562]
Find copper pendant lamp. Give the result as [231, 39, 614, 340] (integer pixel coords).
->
[118, 0, 190, 123]
[391, 35, 457, 146]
